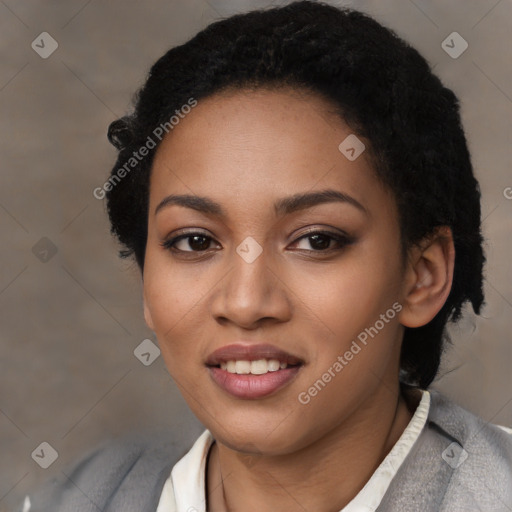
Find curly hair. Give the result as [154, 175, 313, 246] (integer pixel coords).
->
[104, 0, 485, 389]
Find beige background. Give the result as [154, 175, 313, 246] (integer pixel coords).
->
[1, 0, 511, 510]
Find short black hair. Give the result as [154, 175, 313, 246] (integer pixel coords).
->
[105, 0, 485, 389]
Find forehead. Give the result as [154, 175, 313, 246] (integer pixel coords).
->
[148, 87, 390, 217]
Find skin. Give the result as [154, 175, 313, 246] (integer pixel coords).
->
[142, 87, 455, 511]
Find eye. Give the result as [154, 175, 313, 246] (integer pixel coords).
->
[160, 229, 353, 256]
[291, 230, 352, 252]
[160, 232, 220, 253]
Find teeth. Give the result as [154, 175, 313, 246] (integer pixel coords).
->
[267, 359, 280, 372]
[235, 360, 251, 374]
[250, 359, 268, 375]
[219, 359, 289, 375]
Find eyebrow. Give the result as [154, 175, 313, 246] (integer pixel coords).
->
[154, 189, 368, 217]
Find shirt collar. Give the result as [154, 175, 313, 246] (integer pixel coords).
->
[165, 389, 430, 512]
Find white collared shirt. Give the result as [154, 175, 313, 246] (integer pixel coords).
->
[20, 389, 512, 512]
[156, 390, 431, 512]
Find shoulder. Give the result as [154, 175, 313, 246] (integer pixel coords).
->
[427, 390, 512, 508]
[380, 390, 512, 510]
[428, 389, 512, 453]
[22, 431, 185, 512]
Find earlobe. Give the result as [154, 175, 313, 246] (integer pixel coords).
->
[399, 227, 455, 328]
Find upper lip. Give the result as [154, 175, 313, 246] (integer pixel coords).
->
[205, 343, 304, 367]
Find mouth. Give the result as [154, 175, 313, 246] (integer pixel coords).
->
[205, 343, 304, 371]
[215, 358, 300, 375]
[205, 343, 304, 399]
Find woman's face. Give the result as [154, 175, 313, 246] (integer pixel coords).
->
[143, 87, 409, 454]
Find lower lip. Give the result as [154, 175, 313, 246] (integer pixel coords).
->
[208, 366, 301, 399]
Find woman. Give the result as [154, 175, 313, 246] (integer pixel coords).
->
[23, 1, 512, 510]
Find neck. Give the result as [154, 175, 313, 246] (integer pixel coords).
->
[206, 384, 420, 512]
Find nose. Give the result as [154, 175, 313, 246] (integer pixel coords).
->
[210, 241, 292, 330]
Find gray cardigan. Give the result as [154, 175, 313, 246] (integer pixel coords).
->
[23, 391, 512, 511]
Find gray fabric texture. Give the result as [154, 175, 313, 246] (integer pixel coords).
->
[22, 390, 512, 511]
[22, 432, 184, 512]
[377, 392, 512, 511]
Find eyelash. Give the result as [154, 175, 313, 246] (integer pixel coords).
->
[160, 229, 353, 257]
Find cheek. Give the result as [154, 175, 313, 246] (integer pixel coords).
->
[143, 257, 213, 361]
[294, 249, 400, 333]
[289, 250, 404, 387]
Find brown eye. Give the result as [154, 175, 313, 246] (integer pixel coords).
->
[306, 233, 332, 250]
[183, 235, 211, 251]
[161, 232, 219, 253]
[292, 230, 352, 252]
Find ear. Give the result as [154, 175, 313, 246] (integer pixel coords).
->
[399, 226, 455, 328]
[143, 292, 155, 331]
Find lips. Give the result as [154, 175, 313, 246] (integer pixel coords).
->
[205, 343, 304, 399]
[205, 343, 304, 367]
